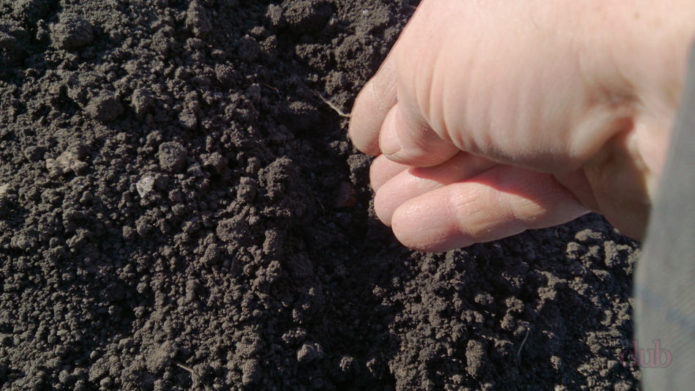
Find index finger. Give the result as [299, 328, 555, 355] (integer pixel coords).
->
[348, 48, 398, 155]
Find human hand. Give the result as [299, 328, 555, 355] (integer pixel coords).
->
[349, 0, 695, 251]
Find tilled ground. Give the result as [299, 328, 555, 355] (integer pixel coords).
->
[0, 1, 640, 390]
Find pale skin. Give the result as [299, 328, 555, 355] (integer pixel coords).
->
[349, 0, 695, 252]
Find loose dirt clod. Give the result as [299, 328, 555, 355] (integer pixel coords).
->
[297, 342, 325, 363]
[130, 88, 154, 117]
[45, 150, 87, 176]
[85, 93, 123, 123]
[50, 13, 94, 50]
[157, 141, 187, 172]
[283, 0, 334, 32]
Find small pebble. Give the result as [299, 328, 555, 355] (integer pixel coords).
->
[136, 175, 155, 198]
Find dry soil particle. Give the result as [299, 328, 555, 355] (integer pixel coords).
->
[283, 0, 335, 32]
[157, 141, 187, 172]
[50, 13, 94, 50]
[0, 1, 641, 390]
[85, 92, 123, 123]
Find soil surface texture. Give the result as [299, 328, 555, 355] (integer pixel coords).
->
[0, 0, 641, 390]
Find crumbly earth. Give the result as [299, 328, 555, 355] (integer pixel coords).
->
[0, 1, 641, 390]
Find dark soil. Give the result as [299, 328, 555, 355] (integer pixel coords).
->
[0, 1, 641, 390]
